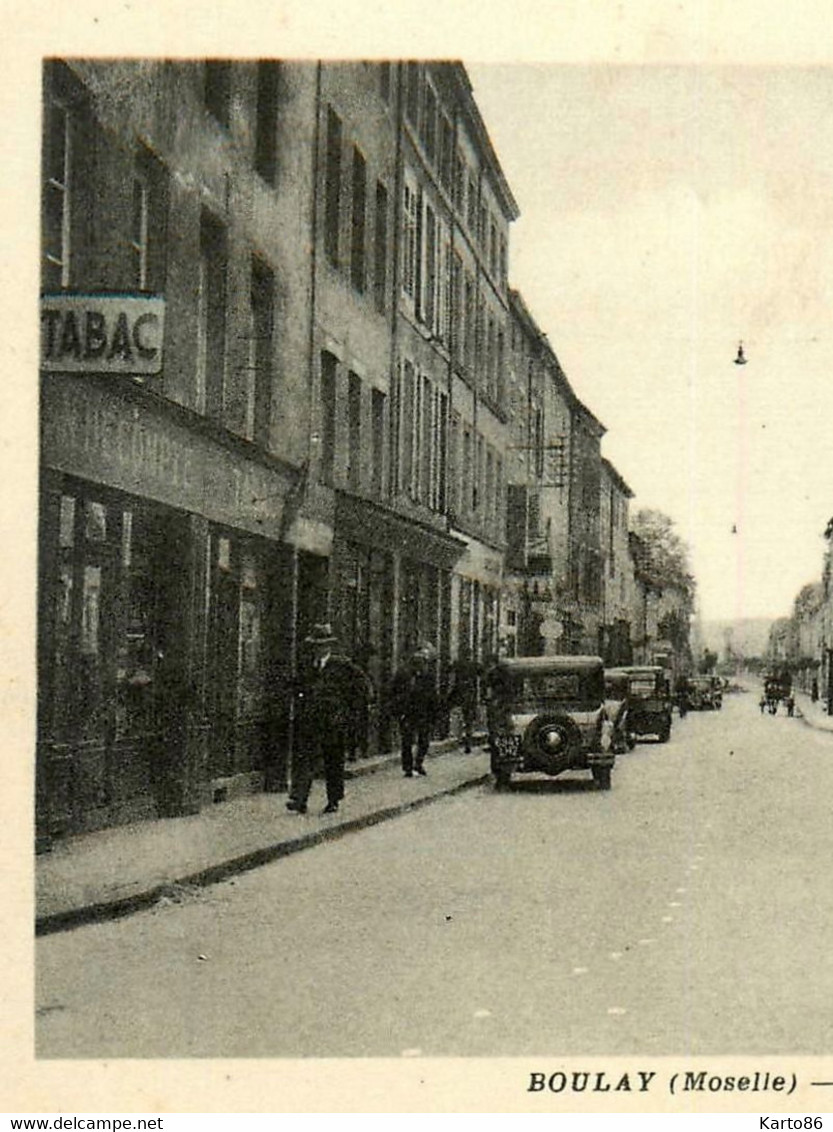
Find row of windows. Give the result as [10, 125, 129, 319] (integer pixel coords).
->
[391, 360, 448, 513]
[204, 60, 283, 187]
[402, 173, 506, 409]
[402, 63, 508, 288]
[323, 105, 389, 311]
[319, 352, 386, 499]
[43, 93, 279, 449]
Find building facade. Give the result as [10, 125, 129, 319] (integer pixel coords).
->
[599, 458, 634, 665]
[39, 57, 654, 841]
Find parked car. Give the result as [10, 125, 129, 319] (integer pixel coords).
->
[485, 655, 615, 790]
[605, 665, 672, 744]
[603, 669, 636, 753]
[689, 674, 722, 710]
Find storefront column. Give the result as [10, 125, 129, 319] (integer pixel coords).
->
[178, 513, 211, 814]
[390, 552, 402, 673]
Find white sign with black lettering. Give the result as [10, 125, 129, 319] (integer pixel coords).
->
[40, 293, 165, 375]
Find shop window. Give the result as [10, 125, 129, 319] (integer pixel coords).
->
[238, 548, 264, 721]
[84, 500, 107, 543]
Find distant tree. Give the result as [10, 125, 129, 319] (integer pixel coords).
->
[630, 509, 697, 611]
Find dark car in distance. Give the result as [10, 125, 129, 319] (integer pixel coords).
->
[604, 665, 673, 744]
[486, 655, 615, 791]
[688, 674, 723, 710]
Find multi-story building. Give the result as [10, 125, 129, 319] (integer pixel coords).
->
[599, 458, 634, 665]
[37, 58, 521, 836]
[38, 60, 323, 839]
[504, 291, 572, 656]
[38, 57, 648, 841]
[564, 396, 606, 655]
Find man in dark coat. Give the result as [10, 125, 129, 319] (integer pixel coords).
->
[287, 623, 371, 815]
[390, 646, 439, 777]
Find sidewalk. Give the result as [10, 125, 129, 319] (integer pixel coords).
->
[793, 689, 833, 732]
[36, 742, 490, 936]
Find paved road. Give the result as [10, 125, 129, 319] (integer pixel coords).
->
[37, 690, 833, 1058]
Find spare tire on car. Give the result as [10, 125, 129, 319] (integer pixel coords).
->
[523, 713, 582, 775]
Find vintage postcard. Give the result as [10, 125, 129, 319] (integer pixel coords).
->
[4, 0, 833, 1117]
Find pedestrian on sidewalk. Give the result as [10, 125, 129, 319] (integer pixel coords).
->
[287, 623, 372, 816]
[447, 656, 481, 752]
[812, 677, 819, 703]
[391, 644, 440, 777]
[786, 693, 795, 718]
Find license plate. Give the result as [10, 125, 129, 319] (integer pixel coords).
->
[493, 734, 521, 757]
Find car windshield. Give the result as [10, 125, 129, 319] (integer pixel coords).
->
[491, 667, 603, 709]
[629, 676, 657, 696]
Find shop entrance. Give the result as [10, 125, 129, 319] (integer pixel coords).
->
[37, 477, 189, 835]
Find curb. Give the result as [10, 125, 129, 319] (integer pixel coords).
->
[35, 770, 491, 938]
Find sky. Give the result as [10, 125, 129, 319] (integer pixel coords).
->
[467, 63, 833, 623]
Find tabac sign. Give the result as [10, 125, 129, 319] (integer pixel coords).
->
[40, 293, 165, 376]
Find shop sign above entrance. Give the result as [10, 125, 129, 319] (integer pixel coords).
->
[40, 293, 165, 376]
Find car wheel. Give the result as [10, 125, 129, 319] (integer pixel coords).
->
[592, 765, 612, 790]
[626, 732, 637, 751]
[659, 724, 671, 743]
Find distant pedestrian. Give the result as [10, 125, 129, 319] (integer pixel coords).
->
[759, 694, 767, 715]
[390, 645, 440, 777]
[287, 623, 372, 815]
[447, 657, 481, 752]
[786, 694, 795, 718]
[674, 674, 690, 719]
[811, 678, 819, 704]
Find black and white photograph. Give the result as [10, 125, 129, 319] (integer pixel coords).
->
[5, 0, 833, 1117]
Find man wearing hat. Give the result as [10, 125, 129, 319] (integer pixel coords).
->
[286, 622, 371, 815]
[389, 644, 440, 778]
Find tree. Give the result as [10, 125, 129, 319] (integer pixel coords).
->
[629, 509, 697, 611]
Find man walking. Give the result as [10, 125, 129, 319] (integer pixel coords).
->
[391, 645, 439, 777]
[287, 623, 371, 815]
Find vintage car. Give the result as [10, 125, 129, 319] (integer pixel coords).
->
[688, 674, 723, 710]
[605, 665, 672, 744]
[485, 655, 615, 790]
[602, 669, 637, 752]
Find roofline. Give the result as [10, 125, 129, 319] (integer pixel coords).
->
[441, 62, 521, 222]
[509, 288, 607, 436]
[601, 457, 635, 499]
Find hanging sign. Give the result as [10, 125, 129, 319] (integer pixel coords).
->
[40, 293, 165, 376]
